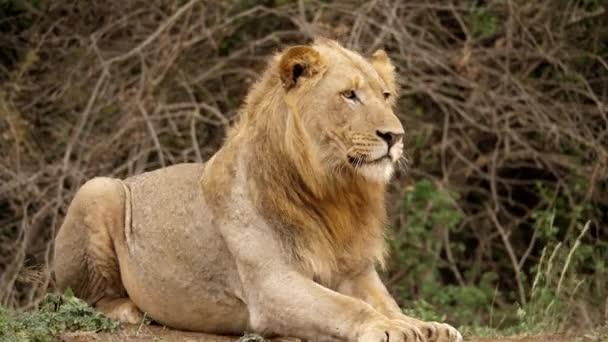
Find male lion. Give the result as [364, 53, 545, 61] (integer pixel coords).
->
[54, 39, 462, 342]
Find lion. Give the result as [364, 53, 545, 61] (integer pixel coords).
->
[53, 39, 462, 342]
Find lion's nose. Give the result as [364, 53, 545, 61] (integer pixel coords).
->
[376, 130, 404, 148]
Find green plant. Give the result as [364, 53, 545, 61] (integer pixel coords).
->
[512, 220, 594, 334]
[389, 180, 496, 326]
[403, 299, 445, 322]
[467, 6, 498, 38]
[389, 176, 606, 336]
[0, 290, 119, 342]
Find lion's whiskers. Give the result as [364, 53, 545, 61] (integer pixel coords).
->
[396, 153, 411, 172]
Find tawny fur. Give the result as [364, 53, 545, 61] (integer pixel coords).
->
[53, 39, 462, 342]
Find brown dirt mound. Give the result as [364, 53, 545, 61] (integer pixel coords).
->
[59, 324, 236, 342]
[58, 324, 571, 342]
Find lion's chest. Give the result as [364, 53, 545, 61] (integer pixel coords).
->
[292, 206, 386, 289]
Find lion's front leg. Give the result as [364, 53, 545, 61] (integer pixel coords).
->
[219, 221, 424, 342]
[337, 266, 463, 342]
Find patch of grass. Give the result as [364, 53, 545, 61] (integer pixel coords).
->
[403, 299, 446, 322]
[0, 290, 119, 342]
[459, 325, 504, 339]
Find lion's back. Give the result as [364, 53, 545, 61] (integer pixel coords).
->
[123, 163, 208, 256]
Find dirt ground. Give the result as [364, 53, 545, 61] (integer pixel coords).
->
[58, 324, 573, 342]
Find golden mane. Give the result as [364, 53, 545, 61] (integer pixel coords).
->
[223, 42, 388, 285]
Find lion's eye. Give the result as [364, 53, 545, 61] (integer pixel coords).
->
[383, 92, 391, 100]
[341, 90, 358, 102]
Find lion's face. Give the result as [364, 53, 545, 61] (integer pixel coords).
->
[279, 41, 404, 183]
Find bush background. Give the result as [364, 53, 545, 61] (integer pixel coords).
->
[1, 0, 606, 334]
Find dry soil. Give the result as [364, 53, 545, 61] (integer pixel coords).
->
[58, 324, 573, 342]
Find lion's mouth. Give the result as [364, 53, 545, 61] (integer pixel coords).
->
[348, 155, 391, 167]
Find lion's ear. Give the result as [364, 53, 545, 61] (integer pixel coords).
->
[279, 46, 325, 90]
[370, 49, 397, 92]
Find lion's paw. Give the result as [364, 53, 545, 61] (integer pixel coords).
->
[358, 319, 425, 342]
[419, 322, 462, 342]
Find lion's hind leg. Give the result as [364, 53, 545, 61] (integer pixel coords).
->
[95, 298, 143, 324]
[54, 177, 143, 324]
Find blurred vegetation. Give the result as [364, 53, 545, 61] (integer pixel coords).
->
[0, 0, 606, 338]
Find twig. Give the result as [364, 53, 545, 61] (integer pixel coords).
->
[103, 0, 199, 65]
[486, 204, 527, 305]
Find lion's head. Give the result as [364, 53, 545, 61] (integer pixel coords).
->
[212, 39, 401, 276]
[276, 39, 404, 184]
